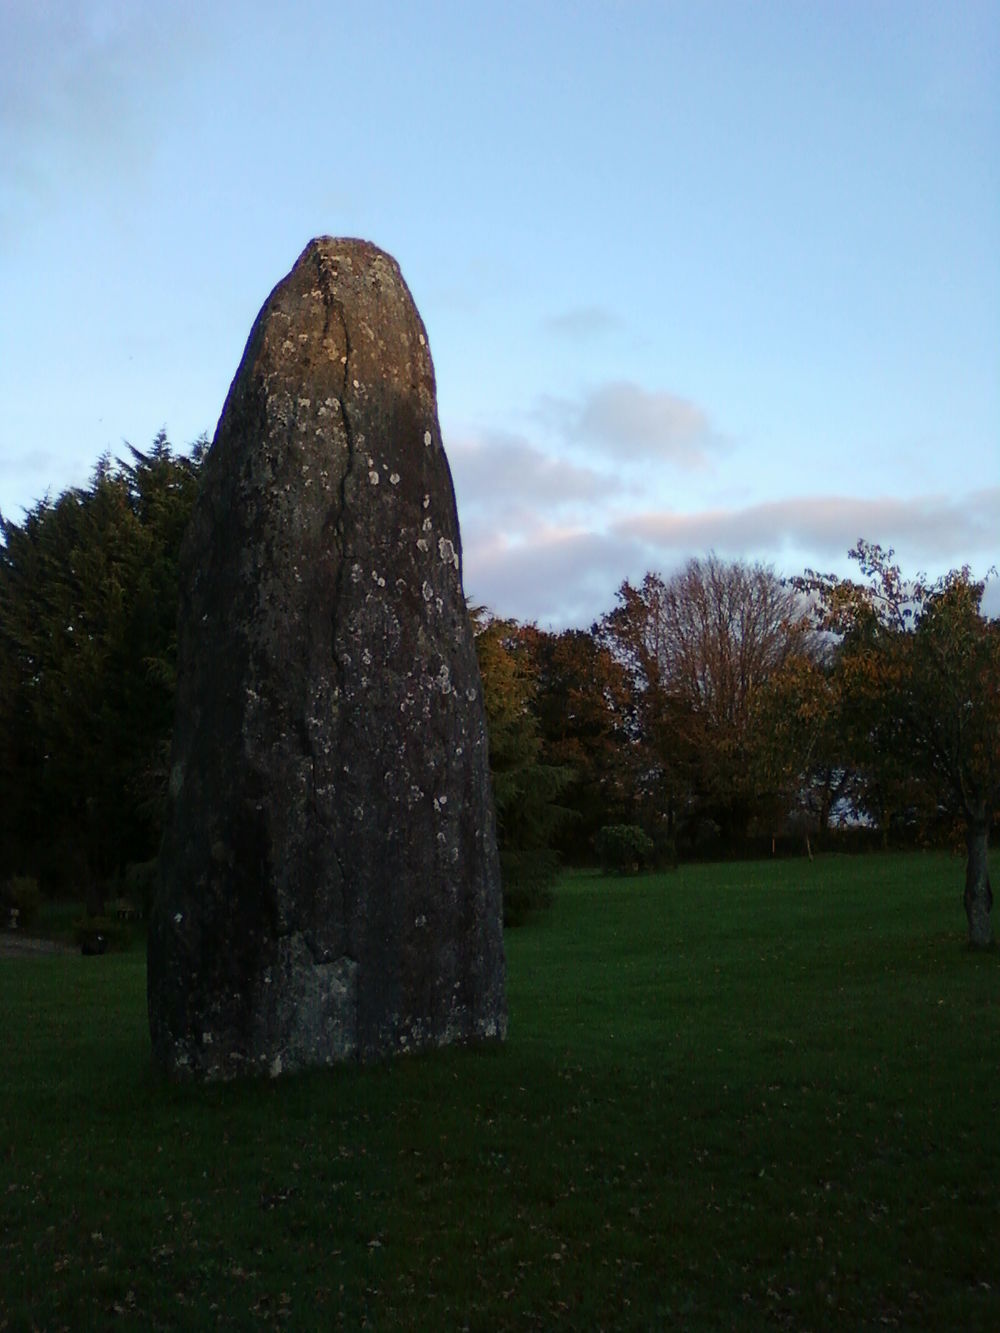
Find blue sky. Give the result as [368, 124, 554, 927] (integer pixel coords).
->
[1, 0, 997, 625]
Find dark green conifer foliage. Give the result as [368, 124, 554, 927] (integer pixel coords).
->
[0, 433, 204, 908]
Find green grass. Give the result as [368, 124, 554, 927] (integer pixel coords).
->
[2, 851, 998, 1330]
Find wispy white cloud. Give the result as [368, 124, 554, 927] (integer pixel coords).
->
[541, 305, 620, 340]
[539, 379, 722, 469]
[0, 1, 210, 237]
[449, 430, 620, 532]
[462, 524, 644, 628]
[618, 491, 1000, 565]
[0, 450, 70, 516]
[457, 484, 1000, 627]
[0, 449, 60, 477]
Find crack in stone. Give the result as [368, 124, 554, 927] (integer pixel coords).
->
[312, 250, 356, 912]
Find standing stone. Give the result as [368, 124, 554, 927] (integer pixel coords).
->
[148, 238, 506, 1079]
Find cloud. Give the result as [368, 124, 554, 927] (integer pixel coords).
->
[0, 450, 71, 516]
[462, 524, 644, 629]
[618, 491, 1000, 566]
[449, 430, 619, 530]
[539, 380, 721, 469]
[456, 483, 1000, 628]
[541, 305, 619, 339]
[0, 449, 60, 477]
[0, 1, 210, 237]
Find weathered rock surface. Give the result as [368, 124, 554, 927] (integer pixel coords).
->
[148, 238, 506, 1079]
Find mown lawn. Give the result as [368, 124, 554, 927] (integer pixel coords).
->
[2, 851, 998, 1330]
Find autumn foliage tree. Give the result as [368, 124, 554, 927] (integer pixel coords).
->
[6, 423, 996, 944]
[799, 542, 1000, 947]
[598, 556, 815, 849]
[471, 611, 572, 924]
[750, 639, 874, 848]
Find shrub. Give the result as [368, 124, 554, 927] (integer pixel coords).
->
[72, 916, 132, 954]
[1, 875, 41, 930]
[594, 824, 654, 875]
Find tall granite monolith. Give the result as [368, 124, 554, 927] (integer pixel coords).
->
[148, 238, 506, 1079]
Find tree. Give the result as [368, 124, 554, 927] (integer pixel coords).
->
[0, 434, 204, 909]
[594, 572, 698, 849]
[598, 555, 815, 849]
[799, 542, 1000, 947]
[471, 611, 572, 925]
[523, 626, 634, 859]
[752, 645, 866, 849]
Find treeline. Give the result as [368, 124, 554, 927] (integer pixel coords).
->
[0, 434, 206, 916]
[1, 436, 997, 941]
[478, 550, 999, 916]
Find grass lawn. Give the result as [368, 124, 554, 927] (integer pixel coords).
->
[2, 850, 998, 1330]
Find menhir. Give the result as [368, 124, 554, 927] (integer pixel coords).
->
[148, 238, 506, 1079]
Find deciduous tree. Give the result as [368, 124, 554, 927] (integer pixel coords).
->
[598, 556, 814, 848]
[798, 542, 1000, 947]
[471, 610, 572, 924]
[752, 647, 863, 848]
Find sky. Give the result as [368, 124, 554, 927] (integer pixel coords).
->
[1, 0, 997, 627]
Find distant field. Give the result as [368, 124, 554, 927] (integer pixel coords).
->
[2, 851, 998, 1330]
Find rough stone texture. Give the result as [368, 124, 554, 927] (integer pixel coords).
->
[148, 238, 506, 1079]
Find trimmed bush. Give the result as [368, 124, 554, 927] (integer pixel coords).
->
[72, 916, 132, 954]
[594, 824, 654, 875]
[1, 875, 41, 930]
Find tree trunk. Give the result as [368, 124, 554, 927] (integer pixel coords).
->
[78, 848, 104, 919]
[963, 819, 994, 949]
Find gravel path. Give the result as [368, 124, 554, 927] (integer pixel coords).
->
[0, 934, 77, 958]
